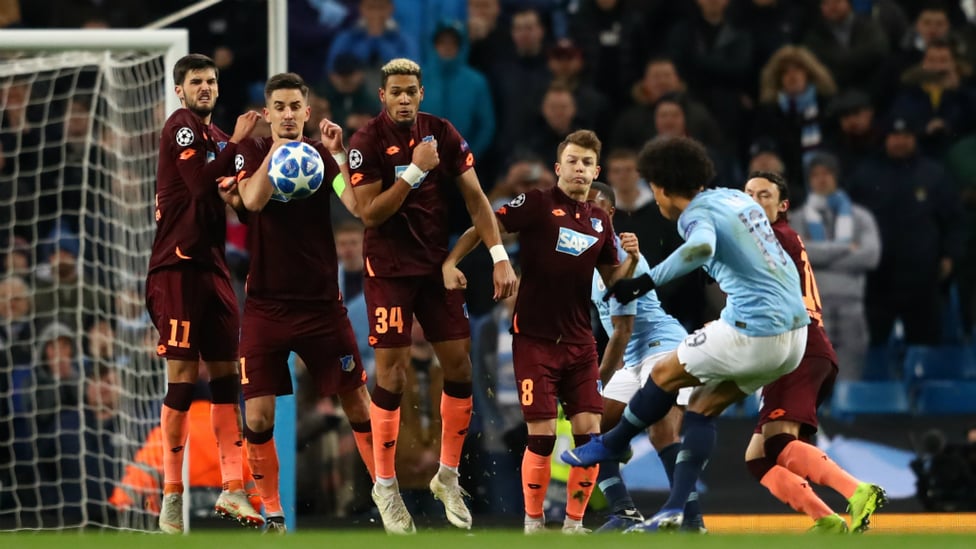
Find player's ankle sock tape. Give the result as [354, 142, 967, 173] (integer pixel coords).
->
[526, 434, 556, 456]
[209, 375, 240, 404]
[442, 379, 473, 399]
[662, 412, 716, 510]
[764, 433, 797, 462]
[244, 425, 274, 445]
[658, 442, 680, 484]
[746, 456, 777, 482]
[163, 382, 194, 411]
[349, 420, 372, 433]
[371, 385, 402, 411]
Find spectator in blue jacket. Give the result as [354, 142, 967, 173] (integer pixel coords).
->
[325, 0, 418, 93]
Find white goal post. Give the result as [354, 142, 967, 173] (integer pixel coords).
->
[0, 29, 187, 531]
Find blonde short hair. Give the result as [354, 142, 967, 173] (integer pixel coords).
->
[381, 58, 422, 87]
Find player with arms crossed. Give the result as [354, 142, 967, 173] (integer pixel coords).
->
[348, 58, 517, 533]
[222, 72, 372, 534]
[444, 131, 639, 534]
[146, 53, 262, 534]
[563, 136, 810, 533]
[586, 182, 705, 533]
[744, 172, 886, 533]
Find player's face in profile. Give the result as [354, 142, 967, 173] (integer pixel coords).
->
[744, 177, 785, 222]
[264, 88, 309, 140]
[177, 68, 218, 117]
[380, 74, 423, 127]
[555, 143, 600, 196]
[586, 188, 614, 219]
[650, 182, 679, 221]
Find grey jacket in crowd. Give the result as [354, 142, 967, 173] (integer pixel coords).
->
[790, 204, 881, 300]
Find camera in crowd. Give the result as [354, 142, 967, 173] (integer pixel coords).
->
[910, 426, 976, 511]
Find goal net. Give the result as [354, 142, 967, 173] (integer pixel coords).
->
[0, 30, 187, 530]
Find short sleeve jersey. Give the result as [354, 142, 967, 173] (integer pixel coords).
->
[235, 136, 343, 306]
[497, 186, 618, 345]
[772, 217, 838, 364]
[348, 110, 474, 277]
[149, 108, 235, 276]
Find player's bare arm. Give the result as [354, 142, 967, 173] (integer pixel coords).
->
[217, 176, 244, 211]
[457, 169, 517, 300]
[237, 140, 286, 211]
[319, 118, 358, 217]
[355, 139, 439, 228]
[442, 223, 512, 292]
[601, 314, 634, 386]
[177, 111, 260, 200]
[597, 231, 639, 286]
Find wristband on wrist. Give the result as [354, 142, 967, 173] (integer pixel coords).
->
[489, 244, 509, 264]
[332, 151, 347, 165]
[401, 163, 426, 188]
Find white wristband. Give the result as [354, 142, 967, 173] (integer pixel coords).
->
[489, 244, 509, 264]
[332, 151, 347, 165]
[401, 163, 426, 188]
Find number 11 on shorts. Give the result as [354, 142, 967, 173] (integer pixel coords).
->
[167, 318, 191, 348]
[374, 306, 404, 334]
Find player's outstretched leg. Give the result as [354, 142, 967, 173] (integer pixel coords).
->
[210, 374, 264, 528]
[748, 453, 846, 532]
[430, 379, 474, 529]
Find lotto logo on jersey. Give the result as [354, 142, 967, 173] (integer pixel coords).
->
[555, 227, 598, 256]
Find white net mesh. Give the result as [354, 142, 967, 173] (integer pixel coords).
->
[1, 49, 168, 530]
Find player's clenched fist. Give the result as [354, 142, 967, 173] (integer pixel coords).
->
[412, 139, 439, 172]
[492, 260, 517, 301]
[230, 110, 262, 143]
[318, 118, 345, 153]
[442, 261, 467, 291]
[618, 232, 639, 258]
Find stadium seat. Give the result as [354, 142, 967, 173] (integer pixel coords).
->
[914, 380, 976, 415]
[902, 345, 976, 384]
[829, 381, 911, 418]
[862, 344, 902, 381]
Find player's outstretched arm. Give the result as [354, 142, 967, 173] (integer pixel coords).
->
[597, 232, 640, 287]
[457, 169, 517, 300]
[355, 140, 439, 227]
[217, 177, 244, 212]
[600, 314, 634, 387]
[442, 226, 482, 291]
[175, 111, 260, 200]
[238, 141, 283, 211]
[319, 118, 358, 217]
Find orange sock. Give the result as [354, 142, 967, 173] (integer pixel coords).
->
[760, 464, 834, 520]
[521, 449, 551, 519]
[161, 405, 189, 492]
[352, 429, 376, 481]
[370, 402, 400, 481]
[246, 438, 281, 515]
[565, 464, 600, 521]
[211, 403, 244, 490]
[778, 440, 859, 499]
[439, 394, 472, 469]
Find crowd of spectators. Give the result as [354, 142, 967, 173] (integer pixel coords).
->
[3, 0, 976, 526]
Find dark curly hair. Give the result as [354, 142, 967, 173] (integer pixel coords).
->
[746, 170, 790, 202]
[637, 136, 715, 199]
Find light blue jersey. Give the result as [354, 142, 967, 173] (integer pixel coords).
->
[647, 188, 809, 337]
[592, 241, 687, 368]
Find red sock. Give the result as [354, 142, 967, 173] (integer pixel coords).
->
[370, 403, 400, 481]
[211, 403, 244, 490]
[161, 405, 189, 493]
[565, 464, 600, 521]
[521, 449, 551, 519]
[352, 429, 376, 481]
[778, 440, 859, 499]
[246, 438, 281, 515]
[439, 394, 472, 469]
[760, 465, 835, 520]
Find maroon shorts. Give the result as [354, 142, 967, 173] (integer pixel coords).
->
[146, 267, 239, 362]
[363, 274, 469, 348]
[512, 334, 602, 421]
[239, 301, 367, 400]
[755, 356, 838, 438]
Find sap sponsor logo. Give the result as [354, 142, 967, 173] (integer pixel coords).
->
[555, 227, 598, 256]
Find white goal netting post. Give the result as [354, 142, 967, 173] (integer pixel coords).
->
[0, 29, 187, 530]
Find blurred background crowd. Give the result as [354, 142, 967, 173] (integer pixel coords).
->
[3, 0, 976, 528]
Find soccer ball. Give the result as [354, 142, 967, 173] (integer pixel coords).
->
[267, 141, 325, 202]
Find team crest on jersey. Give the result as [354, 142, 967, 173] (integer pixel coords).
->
[509, 193, 526, 208]
[349, 148, 363, 169]
[591, 218, 603, 233]
[340, 354, 356, 372]
[556, 227, 598, 256]
[234, 153, 244, 172]
[175, 126, 194, 146]
[217, 141, 227, 152]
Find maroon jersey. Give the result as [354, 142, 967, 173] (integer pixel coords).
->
[235, 136, 343, 306]
[149, 108, 237, 275]
[772, 217, 838, 364]
[348, 110, 474, 277]
[497, 186, 618, 345]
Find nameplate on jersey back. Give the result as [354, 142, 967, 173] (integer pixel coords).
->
[556, 227, 598, 256]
